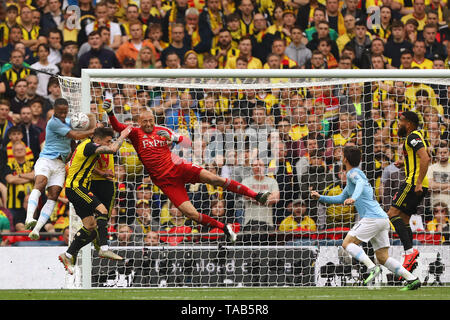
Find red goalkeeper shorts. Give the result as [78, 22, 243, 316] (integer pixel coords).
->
[151, 161, 204, 207]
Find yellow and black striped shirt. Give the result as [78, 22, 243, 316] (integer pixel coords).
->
[5, 159, 34, 209]
[66, 139, 100, 189]
[403, 130, 429, 188]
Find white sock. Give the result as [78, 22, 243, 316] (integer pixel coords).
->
[384, 257, 416, 281]
[33, 200, 56, 233]
[26, 189, 41, 221]
[405, 248, 414, 255]
[345, 243, 376, 269]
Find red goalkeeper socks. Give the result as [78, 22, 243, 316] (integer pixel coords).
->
[223, 178, 257, 198]
[198, 213, 225, 230]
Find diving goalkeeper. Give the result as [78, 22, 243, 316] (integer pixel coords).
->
[103, 99, 271, 243]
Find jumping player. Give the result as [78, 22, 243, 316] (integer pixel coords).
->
[103, 99, 272, 243]
[311, 146, 421, 291]
[388, 111, 430, 275]
[25, 98, 96, 240]
[58, 126, 132, 274]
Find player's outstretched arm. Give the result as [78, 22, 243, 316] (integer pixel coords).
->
[66, 114, 97, 140]
[95, 125, 132, 154]
[103, 99, 131, 133]
[312, 186, 350, 204]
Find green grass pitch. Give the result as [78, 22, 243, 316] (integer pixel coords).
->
[1, 287, 449, 300]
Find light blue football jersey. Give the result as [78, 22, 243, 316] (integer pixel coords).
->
[319, 167, 388, 219]
[39, 116, 72, 162]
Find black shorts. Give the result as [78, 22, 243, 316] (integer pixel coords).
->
[66, 186, 102, 219]
[90, 180, 116, 216]
[391, 183, 428, 216]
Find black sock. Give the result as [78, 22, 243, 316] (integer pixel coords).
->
[390, 216, 413, 251]
[96, 215, 108, 247]
[405, 224, 413, 245]
[67, 226, 97, 257]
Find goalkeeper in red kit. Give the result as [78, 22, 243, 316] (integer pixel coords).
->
[103, 99, 271, 243]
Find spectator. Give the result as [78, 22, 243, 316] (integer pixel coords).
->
[318, 37, 338, 69]
[57, 53, 77, 77]
[31, 43, 59, 97]
[341, 0, 366, 23]
[46, 77, 63, 105]
[210, 29, 238, 69]
[183, 50, 200, 68]
[146, 23, 168, 57]
[225, 36, 262, 69]
[428, 144, 450, 209]
[278, 199, 317, 241]
[267, 141, 300, 225]
[423, 23, 447, 61]
[267, 38, 298, 69]
[3, 142, 34, 231]
[159, 200, 198, 245]
[19, 5, 40, 52]
[285, 26, 312, 68]
[13, 41, 36, 66]
[385, 20, 414, 68]
[325, 0, 345, 35]
[400, 48, 414, 69]
[29, 97, 47, 132]
[10, 79, 29, 117]
[401, 0, 428, 31]
[185, 7, 212, 56]
[133, 199, 160, 244]
[380, 145, 406, 212]
[17, 105, 42, 160]
[40, 0, 64, 36]
[162, 0, 189, 43]
[336, 13, 356, 55]
[241, 158, 280, 236]
[0, 5, 19, 48]
[0, 207, 11, 246]
[144, 230, 161, 246]
[3, 125, 35, 165]
[289, 99, 309, 141]
[370, 38, 392, 67]
[305, 7, 338, 42]
[307, 20, 340, 59]
[332, 113, 357, 147]
[304, 50, 327, 69]
[44, 28, 63, 66]
[135, 45, 159, 69]
[0, 100, 14, 143]
[82, 1, 122, 50]
[299, 149, 333, 220]
[115, 22, 157, 67]
[0, 49, 35, 99]
[109, 223, 143, 246]
[78, 26, 114, 57]
[251, 13, 271, 64]
[78, 30, 121, 70]
[346, 19, 372, 69]
[370, 6, 393, 41]
[121, 4, 148, 40]
[426, 201, 450, 243]
[296, 0, 326, 32]
[160, 23, 191, 68]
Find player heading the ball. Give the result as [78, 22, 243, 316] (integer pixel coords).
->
[25, 98, 97, 240]
[103, 98, 273, 243]
[311, 145, 421, 291]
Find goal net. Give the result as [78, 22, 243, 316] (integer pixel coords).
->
[58, 69, 450, 288]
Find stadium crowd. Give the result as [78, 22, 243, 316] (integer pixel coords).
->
[0, 0, 450, 247]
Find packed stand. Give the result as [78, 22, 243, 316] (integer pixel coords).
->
[0, 0, 450, 247]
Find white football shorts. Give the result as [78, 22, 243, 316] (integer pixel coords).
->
[34, 157, 66, 188]
[348, 217, 391, 251]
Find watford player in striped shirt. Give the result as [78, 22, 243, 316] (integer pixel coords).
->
[58, 126, 132, 275]
[388, 111, 431, 276]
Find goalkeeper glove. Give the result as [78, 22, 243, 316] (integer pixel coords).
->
[157, 130, 179, 143]
[102, 99, 114, 115]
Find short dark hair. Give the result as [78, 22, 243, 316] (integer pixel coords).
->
[7, 125, 22, 137]
[343, 145, 361, 167]
[54, 98, 69, 108]
[93, 127, 114, 139]
[401, 110, 420, 128]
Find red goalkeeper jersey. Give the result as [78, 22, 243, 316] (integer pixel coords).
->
[109, 115, 188, 180]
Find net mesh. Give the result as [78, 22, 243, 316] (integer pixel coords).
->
[58, 75, 450, 288]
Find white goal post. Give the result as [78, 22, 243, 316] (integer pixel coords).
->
[58, 69, 450, 289]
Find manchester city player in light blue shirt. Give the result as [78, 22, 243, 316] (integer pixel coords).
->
[311, 145, 420, 291]
[25, 98, 96, 240]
